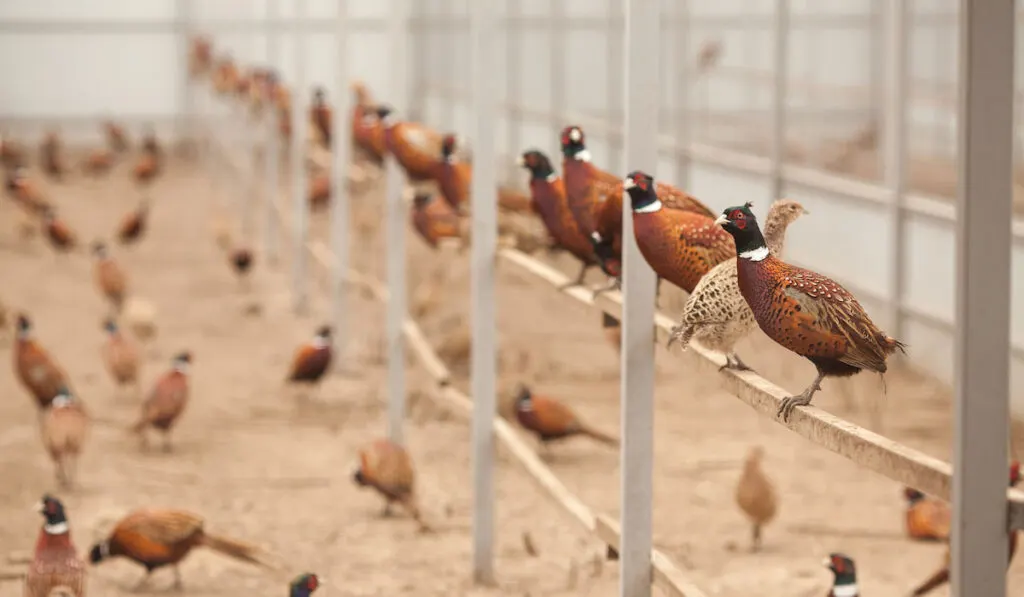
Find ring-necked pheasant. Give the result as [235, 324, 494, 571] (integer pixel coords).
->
[15, 314, 70, 409]
[715, 202, 906, 422]
[903, 487, 951, 542]
[88, 507, 276, 591]
[353, 438, 429, 531]
[433, 133, 471, 213]
[25, 495, 86, 597]
[909, 461, 1021, 596]
[622, 171, 735, 294]
[513, 384, 618, 451]
[286, 325, 333, 399]
[411, 192, 465, 249]
[823, 553, 859, 597]
[734, 446, 777, 552]
[559, 125, 621, 240]
[669, 199, 808, 372]
[310, 87, 332, 148]
[132, 351, 191, 452]
[40, 387, 90, 489]
[290, 573, 320, 597]
[517, 149, 598, 287]
[117, 197, 150, 245]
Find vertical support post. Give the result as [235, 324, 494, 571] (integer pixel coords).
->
[330, 0, 351, 361]
[506, 0, 521, 170]
[769, 0, 789, 202]
[883, 0, 908, 338]
[385, 0, 409, 446]
[952, 1, 1014, 595]
[606, 0, 622, 170]
[264, 0, 280, 263]
[673, 0, 691, 188]
[290, 0, 309, 314]
[620, 0, 659, 596]
[469, 0, 497, 585]
[176, 0, 192, 150]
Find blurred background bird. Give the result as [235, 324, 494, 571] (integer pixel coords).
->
[92, 241, 129, 313]
[14, 314, 71, 409]
[286, 325, 333, 400]
[289, 573, 320, 597]
[104, 120, 130, 153]
[131, 351, 191, 452]
[823, 553, 858, 597]
[513, 384, 618, 453]
[903, 487, 950, 542]
[734, 445, 777, 551]
[39, 387, 90, 489]
[101, 318, 140, 399]
[411, 192, 465, 249]
[42, 208, 78, 253]
[353, 438, 429, 531]
[117, 197, 150, 246]
[40, 130, 66, 181]
[25, 495, 86, 597]
[228, 245, 254, 290]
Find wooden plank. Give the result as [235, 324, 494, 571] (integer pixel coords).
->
[495, 246, 1024, 528]
[596, 515, 708, 597]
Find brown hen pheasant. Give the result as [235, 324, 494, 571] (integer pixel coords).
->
[411, 192, 464, 249]
[715, 202, 906, 422]
[40, 387, 90, 489]
[353, 438, 429, 531]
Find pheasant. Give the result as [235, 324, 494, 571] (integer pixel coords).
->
[433, 133, 471, 212]
[117, 197, 150, 245]
[590, 177, 716, 297]
[133, 149, 160, 187]
[92, 241, 129, 312]
[43, 208, 78, 252]
[310, 87, 332, 148]
[823, 553, 859, 597]
[513, 384, 618, 450]
[377, 105, 441, 183]
[286, 325, 333, 398]
[353, 438, 429, 530]
[102, 318, 140, 396]
[40, 388, 90, 489]
[104, 121, 129, 153]
[622, 171, 735, 293]
[517, 149, 598, 287]
[82, 148, 114, 176]
[132, 351, 191, 452]
[903, 487, 951, 542]
[715, 202, 906, 422]
[308, 171, 330, 210]
[290, 573, 320, 597]
[88, 507, 276, 590]
[411, 192, 464, 249]
[26, 496, 87, 597]
[909, 461, 1020, 596]
[668, 199, 808, 372]
[559, 125, 621, 240]
[40, 131, 66, 181]
[734, 446, 777, 551]
[15, 314, 71, 409]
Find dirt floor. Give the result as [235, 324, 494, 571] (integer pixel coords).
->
[0, 147, 1022, 597]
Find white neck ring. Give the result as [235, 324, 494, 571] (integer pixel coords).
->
[634, 200, 662, 214]
[739, 246, 770, 261]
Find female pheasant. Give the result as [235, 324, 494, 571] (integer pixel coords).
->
[15, 314, 70, 409]
[25, 495, 87, 597]
[89, 507, 275, 590]
[132, 351, 191, 451]
[622, 171, 735, 293]
[102, 318, 140, 396]
[353, 438, 428, 530]
[92, 241, 128, 312]
[902, 487, 951, 542]
[715, 202, 906, 422]
[517, 149, 598, 286]
[669, 199, 808, 371]
[40, 388, 90, 489]
[290, 573, 320, 597]
[513, 384, 618, 450]
[734, 445, 777, 552]
[824, 553, 859, 597]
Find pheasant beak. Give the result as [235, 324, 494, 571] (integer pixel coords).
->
[713, 213, 729, 227]
[821, 557, 833, 569]
[801, 206, 810, 215]
[33, 501, 44, 514]
[622, 177, 636, 190]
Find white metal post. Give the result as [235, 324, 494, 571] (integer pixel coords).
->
[470, 0, 497, 585]
[769, 0, 789, 202]
[883, 1, 908, 339]
[620, 0, 659, 596]
[385, 0, 409, 446]
[290, 0, 309, 314]
[673, 0, 691, 188]
[506, 0, 521, 168]
[952, 1, 1014, 595]
[176, 0, 192, 150]
[264, 0, 280, 263]
[331, 1, 352, 364]
[606, 0, 622, 170]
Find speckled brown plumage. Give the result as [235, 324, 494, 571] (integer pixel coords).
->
[353, 438, 427, 529]
[669, 199, 807, 371]
[716, 202, 906, 421]
[411, 193, 464, 248]
[623, 171, 735, 294]
[518, 149, 597, 285]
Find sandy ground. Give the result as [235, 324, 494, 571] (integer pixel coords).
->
[0, 147, 1021, 597]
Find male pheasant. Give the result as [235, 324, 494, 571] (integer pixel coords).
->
[622, 171, 735, 293]
[903, 487, 951, 542]
[25, 495, 87, 597]
[715, 202, 906, 422]
[513, 384, 618, 450]
[15, 314, 71, 409]
[824, 553, 859, 597]
[669, 199, 808, 371]
[290, 573, 320, 597]
[132, 352, 191, 451]
[411, 193, 464, 249]
[559, 125, 621, 240]
[434, 133, 471, 213]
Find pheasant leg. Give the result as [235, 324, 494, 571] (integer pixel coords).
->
[750, 523, 762, 552]
[777, 371, 825, 422]
[558, 263, 590, 290]
[381, 501, 394, 518]
[172, 565, 183, 590]
[130, 571, 152, 592]
[591, 277, 621, 300]
[720, 352, 754, 373]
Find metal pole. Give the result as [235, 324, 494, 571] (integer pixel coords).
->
[330, 1, 351, 364]
[769, 0, 789, 201]
[290, 0, 309, 314]
[506, 0, 520, 167]
[620, 0, 659, 595]
[177, 0, 192, 150]
[952, 1, 1014, 595]
[264, 0, 280, 263]
[673, 0, 691, 188]
[883, 0, 908, 339]
[469, 0, 497, 585]
[606, 0, 621, 170]
[385, 0, 409, 446]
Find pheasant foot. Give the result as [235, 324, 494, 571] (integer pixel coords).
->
[777, 372, 824, 422]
